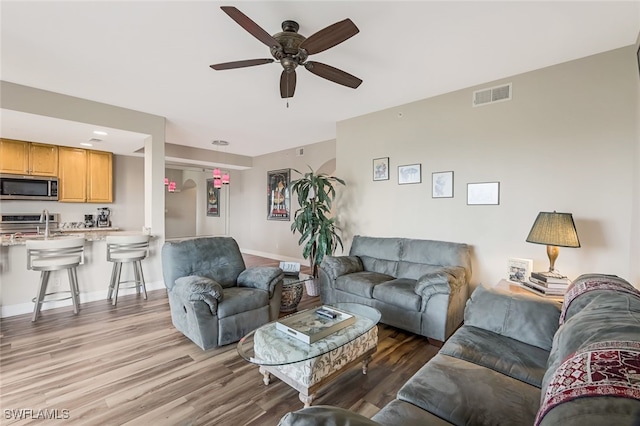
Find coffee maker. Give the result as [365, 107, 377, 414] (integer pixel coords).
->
[96, 207, 111, 228]
[84, 214, 94, 228]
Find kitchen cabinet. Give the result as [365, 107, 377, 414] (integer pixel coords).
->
[58, 147, 112, 203]
[87, 150, 112, 203]
[58, 147, 87, 202]
[0, 139, 58, 176]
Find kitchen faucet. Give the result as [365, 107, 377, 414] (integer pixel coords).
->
[40, 209, 50, 239]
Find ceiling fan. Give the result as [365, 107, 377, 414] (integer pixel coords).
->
[210, 6, 363, 99]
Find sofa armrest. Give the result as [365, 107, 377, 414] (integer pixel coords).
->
[465, 285, 561, 351]
[415, 266, 467, 298]
[237, 266, 284, 297]
[319, 256, 364, 280]
[173, 275, 224, 315]
[278, 406, 381, 426]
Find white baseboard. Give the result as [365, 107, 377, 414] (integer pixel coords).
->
[0, 280, 166, 318]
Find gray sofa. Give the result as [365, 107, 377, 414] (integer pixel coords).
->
[318, 235, 471, 343]
[279, 273, 640, 425]
[161, 237, 283, 350]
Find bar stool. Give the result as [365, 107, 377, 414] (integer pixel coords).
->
[106, 234, 150, 306]
[26, 237, 85, 322]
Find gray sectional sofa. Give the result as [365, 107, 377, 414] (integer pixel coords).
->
[318, 235, 472, 343]
[279, 273, 640, 425]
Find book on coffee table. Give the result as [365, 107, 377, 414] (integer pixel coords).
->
[276, 306, 355, 344]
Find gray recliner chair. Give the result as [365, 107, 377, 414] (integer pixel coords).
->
[161, 237, 283, 350]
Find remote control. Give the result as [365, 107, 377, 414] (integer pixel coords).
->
[316, 308, 338, 319]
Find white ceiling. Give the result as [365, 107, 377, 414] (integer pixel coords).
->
[1, 1, 639, 159]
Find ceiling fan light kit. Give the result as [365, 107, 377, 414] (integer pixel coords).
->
[210, 6, 362, 99]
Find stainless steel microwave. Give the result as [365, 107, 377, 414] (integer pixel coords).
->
[0, 174, 59, 201]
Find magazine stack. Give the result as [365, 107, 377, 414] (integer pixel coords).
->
[523, 271, 570, 296]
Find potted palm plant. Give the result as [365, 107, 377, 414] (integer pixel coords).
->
[290, 167, 346, 279]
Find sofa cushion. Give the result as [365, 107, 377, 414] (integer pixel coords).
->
[372, 399, 453, 425]
[396, 261, 446, 280]
[397, 353, 541, 426]
[335, 271, 394, 298]
[359, 256, 398, 276]
[372, 278, 421, 311]
[400, 238, 472, 279]
[278, 406, 381, 426]
[441, 325, 550, 387]
[464, 285, 560, 351]
[216, 287, 269, 318]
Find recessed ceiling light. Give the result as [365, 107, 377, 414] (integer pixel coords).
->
[80, 142, 93, 147]
[93, 130, 108, 136]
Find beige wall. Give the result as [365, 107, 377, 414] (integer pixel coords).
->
[631, 34, 640, 286]
[231, 140, 337, 264]
[336, 46, 639, 288]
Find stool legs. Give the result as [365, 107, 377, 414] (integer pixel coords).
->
[32, 268, 81, 322]
[108, 261, 146, 306]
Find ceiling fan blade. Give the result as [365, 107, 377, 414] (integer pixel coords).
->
[210, 58, 274, 70]
[299, 19, 359, 55]
[220, 6, 282, 49]
[304, 61, 362, 89]
[280, 69, 297, 98]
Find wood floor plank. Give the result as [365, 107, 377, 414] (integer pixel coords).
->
[0, 253, 438, 425]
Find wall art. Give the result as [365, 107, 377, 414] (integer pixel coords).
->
[373, 157, 389, 181]
[467, 181, 500, 205]
[206, 179, 220, 217]
[398, 164, 421, 185]
[267, 169, 291, 220]
[432, 171, 454, 198]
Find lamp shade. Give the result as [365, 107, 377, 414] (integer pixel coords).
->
[526, 212, 580, 248]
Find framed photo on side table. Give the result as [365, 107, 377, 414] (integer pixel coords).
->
[507, 257, 533, 284]
[373, 157, 389, 181]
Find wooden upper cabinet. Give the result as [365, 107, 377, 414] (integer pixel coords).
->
[87, 150, 113, 203]
[58, 147, 87, 202]
[0, 139, 58, 176]
[29, 143, 59, 176]
[0, 139, 31, 174]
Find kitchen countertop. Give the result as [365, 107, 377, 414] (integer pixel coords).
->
[0, 229, 155, 246]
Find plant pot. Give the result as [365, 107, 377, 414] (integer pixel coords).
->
[280, 281, 304, 312]
[305, 279, 319, 297]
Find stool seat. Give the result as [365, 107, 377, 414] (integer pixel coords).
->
[26, 236, 85, 322]
[106, 234, 150, 306]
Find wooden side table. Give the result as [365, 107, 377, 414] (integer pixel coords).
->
[495, 279, 564, 303]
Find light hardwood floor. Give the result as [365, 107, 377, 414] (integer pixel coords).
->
[0, 254, 438, 425]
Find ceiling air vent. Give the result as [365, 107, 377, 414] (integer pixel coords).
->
[88, 138, 103, 143]
[472, 83, 512, 107]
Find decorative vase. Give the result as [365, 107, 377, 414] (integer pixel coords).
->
[280, 281, 304, 312]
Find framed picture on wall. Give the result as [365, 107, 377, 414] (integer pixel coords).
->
[267, 169, 291, 220]
[398, 164, 421, 185]
[373, 157, 389, 181]
[467, 181, 500, 205]
[206, 179, 220, 217]
[432, 171, 454, 198]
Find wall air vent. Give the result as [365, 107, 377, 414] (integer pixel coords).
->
[296, 147, 304, 157]
[472, 83, 512, 107]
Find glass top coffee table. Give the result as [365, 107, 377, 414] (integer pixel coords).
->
[237, 303, 381, 407]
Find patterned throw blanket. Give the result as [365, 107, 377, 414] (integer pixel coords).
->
[534, 341, 640, 425]
[559, 277, 640, 325]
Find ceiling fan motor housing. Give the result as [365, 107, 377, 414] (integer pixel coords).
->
[270, 20, 308, 67]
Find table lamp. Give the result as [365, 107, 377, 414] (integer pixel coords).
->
[526, 211, 580, 277]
